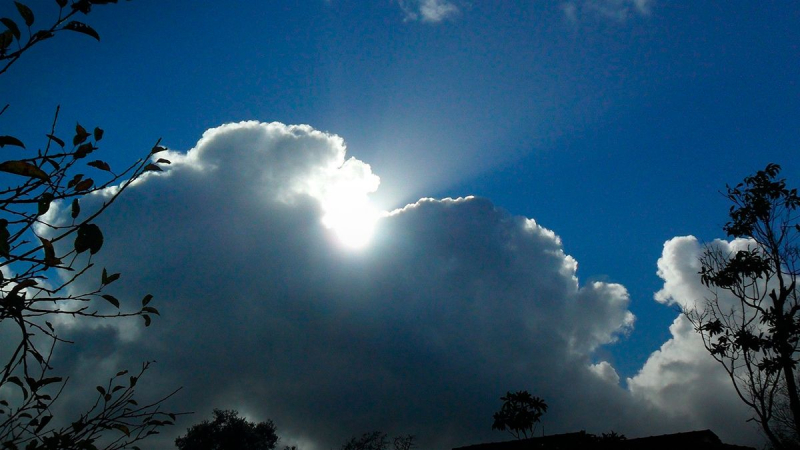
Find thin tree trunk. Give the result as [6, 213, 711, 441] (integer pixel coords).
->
[783, 364, 800, 442]
[764, 419, 786, 450]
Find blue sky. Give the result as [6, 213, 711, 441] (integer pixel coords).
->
[2, 1, 799, 448]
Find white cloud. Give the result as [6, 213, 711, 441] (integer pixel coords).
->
[38, 121, 656, 448]
[397, 0, 459, 23]
[562, 0, 653, 22]
[590, 361, 620, 385]
[36, 124, 763, 449]
[627, 236, 761, 446]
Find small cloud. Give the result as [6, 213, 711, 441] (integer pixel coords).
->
[398, 0, 459, 23]
[590, 361, 621, 385]
[562, 0, 653, 23]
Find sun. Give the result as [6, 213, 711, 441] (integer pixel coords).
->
[320, 191, 383, 249]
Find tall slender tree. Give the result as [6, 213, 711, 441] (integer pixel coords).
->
[687, 163, 800, 448]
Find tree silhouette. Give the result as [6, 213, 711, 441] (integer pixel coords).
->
[0, 1, 177, 449]
[491, 391, 547, 439]
[685, 163, 800, 449]
[175, 409, 279, 450]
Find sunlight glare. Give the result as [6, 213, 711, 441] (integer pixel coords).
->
[320, 188, 383, 249]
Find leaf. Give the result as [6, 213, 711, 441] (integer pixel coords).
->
[93, 127, 103, 141]
[29, 350, 43, 365]
[67, 174, 83, 188]
[37, 192, 54, 216]
[96, 386, 106, 396]
[0, 160, 48, 181]
[39, 236, 61, 267]
[141, 306, 159, 316]
[71, 198, 80, 219]
[129, 376, 138, 387]
[156, 158, 171, 164]
[74, 142, 95, 159]
[71, 420, 86, 432]
[101, 294, 119, 308]
[0, 219, 8, 258]
[74, 223, 103, 254]
[13, 2, 33, 27]
[9, 279, 36, 296]
[0, 29, 12, 50]
[104, 272, 120, 285]
[63, 21, 99, 40]
[87, 160, 110, 171]
[141, 294, 153, 306]
[0, 135, 25, 148]
[45, 134, 64, 148]
[1, 18, 20, 40]
[144, 163, 162, 172]
[7, 377, 28, 400]
[113, 424, 131, 437]
[34, 414, 52, 434]
[101, 268, 120, 285]
[73, 124, 90, 146]
[7, 376, 23, 388]
[151, 145, 167, 154]
[71, 0, 91, 14]
[38, 377, 61, 387]
[45, 157, 59, 170]
[32, 30, 52, 41]
[74, 178, 93, 192]
[45, 321, 54, 332]
[142, 314, 151, 327]
[56, 0, 67, 7]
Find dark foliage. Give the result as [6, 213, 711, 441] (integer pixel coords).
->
[175, 409, 279, 450]
[340, 431, 415, 450]
[0, 2, 178, 449]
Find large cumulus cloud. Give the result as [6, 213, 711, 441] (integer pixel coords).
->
[35, 122, 756, 449]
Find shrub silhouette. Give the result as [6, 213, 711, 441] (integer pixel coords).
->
[175, 409, 279, 450]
